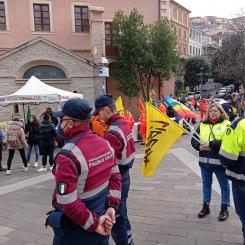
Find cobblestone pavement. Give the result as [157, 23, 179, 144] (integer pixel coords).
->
[0, 135, 243, 245]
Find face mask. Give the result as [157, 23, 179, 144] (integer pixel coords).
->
[56, 121, 69, 139]
[56, 123, 64, 138]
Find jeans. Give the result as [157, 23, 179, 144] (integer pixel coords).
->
[26, 144, 39, 163]
[232, 181, 245, 239]
[7, 149, 27, 170]
[112, 169, 132, 245]
[200, 165, 230, 206]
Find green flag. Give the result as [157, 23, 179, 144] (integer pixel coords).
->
[26, 106, 31, 121]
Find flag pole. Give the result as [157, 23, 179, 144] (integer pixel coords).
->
[183, 118, 199, 137]
[184, 128, 201, 143]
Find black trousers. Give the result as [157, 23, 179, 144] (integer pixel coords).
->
[42, 147, 54, 167]
[7, 149, 27, 170]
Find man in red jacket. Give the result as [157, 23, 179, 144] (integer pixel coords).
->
[47, 98, 121, 245]
[95, 94, 136, 245]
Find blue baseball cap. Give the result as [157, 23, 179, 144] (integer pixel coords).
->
[53, 99, 92, 120]
[95, 94, 114, 113]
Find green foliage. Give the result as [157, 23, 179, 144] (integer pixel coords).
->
[111, 9, 180, 101]
[184, 57, 209, 89]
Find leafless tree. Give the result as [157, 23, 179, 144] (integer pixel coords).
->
[213, 10, 245, 89]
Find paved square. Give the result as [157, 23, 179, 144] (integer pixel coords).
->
[0, 136, 243, 245]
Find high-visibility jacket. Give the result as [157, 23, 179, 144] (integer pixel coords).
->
[199, 100, 207, 112]
[52, 124, 121, 232]
[90, 115, 108, 137]
[219, 117, 245, 183]
[138, 112, 147, 143]
[191, 119, 230, 167]
[139, 112, 146, 128]
[157, 103, 166, 114]
[124, 112, 135, 130]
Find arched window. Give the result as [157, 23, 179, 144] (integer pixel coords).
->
[23, 65, 66, 79]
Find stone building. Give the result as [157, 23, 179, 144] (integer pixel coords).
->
[0, 0, 190, 119]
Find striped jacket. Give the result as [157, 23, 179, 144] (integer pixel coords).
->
[220, 117, 245, 183]
[104, 113, 135, 171]
[52, 124, 121, 232]
[191, 119, 230, 168]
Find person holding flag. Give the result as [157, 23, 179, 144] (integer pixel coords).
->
[191, 102, 230, 221]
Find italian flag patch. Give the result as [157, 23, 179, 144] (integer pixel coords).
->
[58, 183, 68, 195]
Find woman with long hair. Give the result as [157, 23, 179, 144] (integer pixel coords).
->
[191, 102, 231, 221]
[6, 117, 28, 175]
[25, 115, 40, 167]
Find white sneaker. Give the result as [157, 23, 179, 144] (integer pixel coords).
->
[6, 170, 11, 175]
[49, 166, 53, 171]
[37, 167, 47, 172]
[33, 162, 38, 168]
[27, 163, 31, 167]
[24, 167, 28, 172]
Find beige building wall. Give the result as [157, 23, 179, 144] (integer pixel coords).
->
[160, 0, 190, 57]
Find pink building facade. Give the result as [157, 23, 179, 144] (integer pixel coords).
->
[0, 0, 184, 118]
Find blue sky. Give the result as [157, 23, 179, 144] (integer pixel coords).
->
[176, 0, 245, 18]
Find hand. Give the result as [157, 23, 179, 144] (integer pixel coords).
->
[105, 207, 116, 224]
[95, 215, 113, 236]
[104, 207, 116, 231]
[200, 142, 211, 151]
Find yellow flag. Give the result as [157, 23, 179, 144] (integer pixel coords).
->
[115, 96, 125, 117]
[142, 102, 185, 176]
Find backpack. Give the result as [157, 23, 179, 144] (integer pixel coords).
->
[8, 134, 18, 148]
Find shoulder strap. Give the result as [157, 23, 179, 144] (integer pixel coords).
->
[208, 124, 216, 140]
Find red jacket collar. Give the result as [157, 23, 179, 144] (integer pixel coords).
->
[64, 124, 90, 141]
[107, 113, 122, 126]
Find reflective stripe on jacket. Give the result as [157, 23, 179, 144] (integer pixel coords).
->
[219, 117, 245, 183]
[105, 113, 136, 170]
[52, 124, 121, 232]
[191, 119, 230, 168]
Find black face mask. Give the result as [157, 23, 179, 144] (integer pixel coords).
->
[57, 121, 70, 139]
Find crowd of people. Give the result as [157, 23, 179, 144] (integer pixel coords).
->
[0, 107, 58, 175]
[0, 91, 244, 245]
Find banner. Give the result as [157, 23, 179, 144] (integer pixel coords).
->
[115, 96, 125, 117]
[142, 102, 185, 176]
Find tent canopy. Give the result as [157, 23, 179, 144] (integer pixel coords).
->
[0, 76, 83, 104]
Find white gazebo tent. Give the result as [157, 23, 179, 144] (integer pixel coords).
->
[0, 76, 83, 104]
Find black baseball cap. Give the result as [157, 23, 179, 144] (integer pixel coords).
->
[53, 98, 92, 120]
[94, 94, 115, 113]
